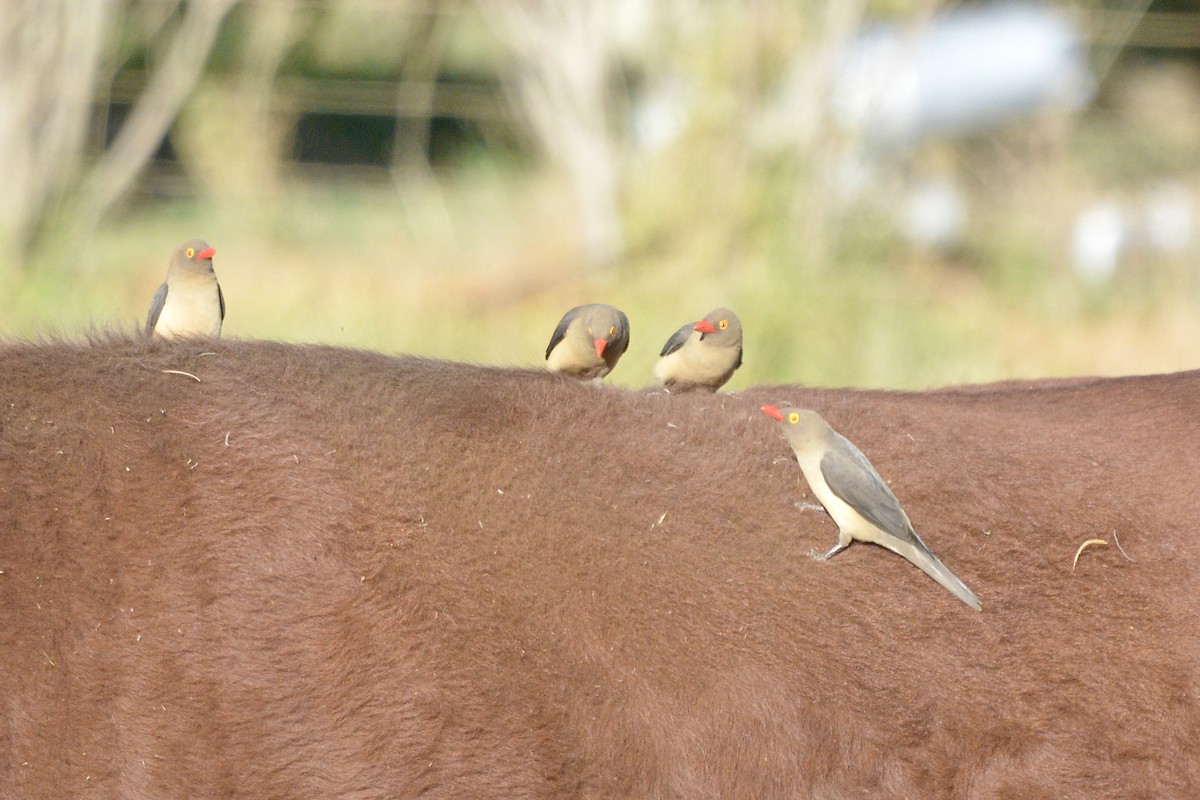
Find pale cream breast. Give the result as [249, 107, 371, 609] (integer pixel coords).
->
[655, 332, 738, 387]
[546, 334, 607, 377]
[155, 271, 222, 338]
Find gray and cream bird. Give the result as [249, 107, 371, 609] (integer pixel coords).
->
[144, 239, 224, 339]
[654, 307, 743, 392]
[545, 304, 630, 380]
[761, 405, 982, 611]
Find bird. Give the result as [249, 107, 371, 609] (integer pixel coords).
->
[761, 405, 982, 611]
[144, 239, 224, 339]
[654, 307, 743, 391]
[544, 304, 630, 380]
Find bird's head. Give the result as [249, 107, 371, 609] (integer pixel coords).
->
[590, 325, 616, 357]
[585, 306, 630, 360]
[175, 239, 216, 270]
[695, 308, 741, 345]
[760, 405, 830, 447]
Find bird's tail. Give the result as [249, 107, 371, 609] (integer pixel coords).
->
[892, 539, 983, 612]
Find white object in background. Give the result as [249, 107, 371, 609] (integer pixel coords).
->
[832, 4, 1095, 147]
[903, 180, 966, 249]
[1143, 183, 1194, 255]
[1071, 203, 1128, 284]
[630, 78, 693, 153]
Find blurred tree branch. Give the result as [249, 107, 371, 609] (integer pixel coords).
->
[0, 0, 111, 257]
[65, 0, 240, 247]
[0, 0, 238, 266]
[174, 0, 302, 203]
[391, 3, 451, 181]
[477, 0, 623, 270]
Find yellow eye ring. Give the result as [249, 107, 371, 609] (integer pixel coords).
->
[788, 412, 800, 424]
[719, 319, 728, 330]
[608, 326, 615, 336]
[185, 247, 195, 258]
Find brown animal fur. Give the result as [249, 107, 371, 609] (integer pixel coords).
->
[1, 336, 1197, 798]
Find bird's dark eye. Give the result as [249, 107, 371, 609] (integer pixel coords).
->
[719, 319, 728, 330]
[185, 247, 195, 258]
[788, 412, 800, 424]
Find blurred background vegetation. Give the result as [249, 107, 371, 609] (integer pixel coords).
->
[1, 0, 1197, 389]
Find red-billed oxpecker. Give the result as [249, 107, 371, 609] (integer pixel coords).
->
[654, 307, 743, 392]
[144, 239, 224, 339]
[762, 405, 982, 611]
[545, 304, 630, 380]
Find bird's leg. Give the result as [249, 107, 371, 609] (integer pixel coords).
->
[809, 533, 852, 561]
[809, 542, 847, 561]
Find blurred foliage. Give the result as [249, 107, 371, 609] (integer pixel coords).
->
[2, 0, 1199, 390]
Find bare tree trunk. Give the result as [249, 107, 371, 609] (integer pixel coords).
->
[235, 0, 300, 195]
[0, 0, 239, 265]
[66, 0, 240, 243]
[0, 0, 113, 258]
[173, 0, 300, 204]
[794, 0, 868, 267]
[478, 0, 623, 270]
[391, 3, 451, 181]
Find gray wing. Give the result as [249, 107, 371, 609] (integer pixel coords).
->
[218, 282, 225, 321]
[545, 307, 580, 360]
[144, 282, 168, 335]
[820, 435, 919, 545]
[734, 345, 743, 370]
[658, 323, 692, 357]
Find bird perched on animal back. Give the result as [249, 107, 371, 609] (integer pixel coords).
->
[144, 239, 224, 339]
[761, 405, 982, 611]
[545, 304, 630, 380]
[654, 307, 743, 392]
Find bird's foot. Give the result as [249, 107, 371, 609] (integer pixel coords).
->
[808, 543, 847, 561]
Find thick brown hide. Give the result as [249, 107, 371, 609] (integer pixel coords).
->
[1, 337, 1197, 798]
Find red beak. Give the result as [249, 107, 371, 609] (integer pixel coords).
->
[694, 320, 716, 334]
[760, 405, 784, 421]
[196, 247, 216, 260]
[594, 338, 607, 358]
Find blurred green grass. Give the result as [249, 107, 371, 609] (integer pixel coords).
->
[2, 157, 1197, 391]
[5, 2, 1198, 391]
